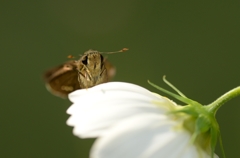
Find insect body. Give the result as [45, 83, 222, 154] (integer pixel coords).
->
[44, 49, 118, 98]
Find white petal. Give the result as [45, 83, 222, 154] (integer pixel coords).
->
[68, 82, 156, 103]
[90, 114, 216, 158]
[66, 82, 176, 138]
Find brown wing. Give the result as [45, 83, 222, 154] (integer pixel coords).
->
[43, 61, 80, 98]
[104, 59, 116, 81]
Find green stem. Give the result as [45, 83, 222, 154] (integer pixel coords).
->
[207, 86, 240, 115]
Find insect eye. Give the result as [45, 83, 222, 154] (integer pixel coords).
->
[82, 56, 88, 65]
[100, 54, 104, 63]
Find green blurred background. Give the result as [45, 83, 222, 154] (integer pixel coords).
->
[1, 1, 240, 157]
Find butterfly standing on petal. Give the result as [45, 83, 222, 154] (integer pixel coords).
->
[43, 48, 128, 98]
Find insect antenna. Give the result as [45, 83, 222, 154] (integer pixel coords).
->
[100, 48, 129, 55]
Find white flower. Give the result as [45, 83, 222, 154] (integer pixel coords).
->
[66, 82, 218, 158]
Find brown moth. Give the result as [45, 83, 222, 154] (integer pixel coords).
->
[44, 48, 128, 98]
